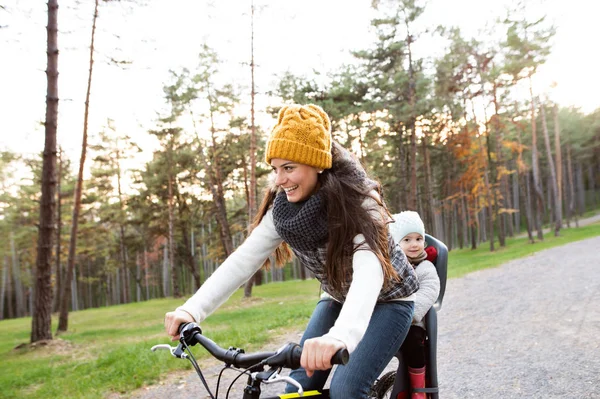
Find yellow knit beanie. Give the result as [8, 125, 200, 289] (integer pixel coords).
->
[265, 104, 332, 170]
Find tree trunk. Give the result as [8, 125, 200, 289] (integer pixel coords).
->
[422, 134, 435, 235]
[553, 105, 563, 234]
[562, 161, 571, 227]
[394, 123, 408, 211]
[115, 263, 121, 304]
[469, 195, 477, 250]
[491, 87, 506, 246]
[522, 171, 535, 243]
[502, 165, 514, 238]
[576, 163, 585, 216]
[587, 164, 596, 210]
[179, 221, 200, 289]
[201, 223, 209, 283]
[208, 160, 234, 257]
[248, 0, 258, 223]
[528, 82, 544, 241]
[460, 187, 469, 249]
[205, 106, 235, 258]
[471, 101, 494, 250]
[162, 242, 169, 297]
[32, 0, 59, 342]
[135, 253, 141, 302]
[167, 169, 180, 298]
[70, 267, 78, 312]
[144, 248, 150, 300]
[244, 2, 261, 298]
[512, 163, 520, 234]
[540, 103, 560, 236]
[57, 0, 98, 333]
[479, 203, 487, 243]
[53, 147, 62, 312]
[123, 249, 131, 303]
[6, 255, 14, 319]
[441, 200, 449, 250]
[1, 257, 8, 320]
[115, 148, 130, 302]
[105, 269, 112, 306]
[10, 234, 25, 317]
[86, 259, 92, 308]
[407, 36, 417, 211]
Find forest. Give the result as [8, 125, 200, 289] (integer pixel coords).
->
[1, 0, 599, 343]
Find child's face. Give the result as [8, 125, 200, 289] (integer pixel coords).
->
[399, 233, 425, 258]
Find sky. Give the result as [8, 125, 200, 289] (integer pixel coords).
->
[1, 0, 599, 169]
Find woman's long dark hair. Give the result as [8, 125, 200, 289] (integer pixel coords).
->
[251, 141, 399, 292]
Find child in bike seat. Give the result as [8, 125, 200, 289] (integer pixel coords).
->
[390, 211, 441, 399]
[164, 104, 419, 399]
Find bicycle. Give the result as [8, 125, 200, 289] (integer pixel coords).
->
[153, 236, 447, 399]
[152, 322, 350, 398]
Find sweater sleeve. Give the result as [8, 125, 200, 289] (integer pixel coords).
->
[177, 209, 283, 323]
[412, 260, 440, 323]
[323, 234, 383, 353]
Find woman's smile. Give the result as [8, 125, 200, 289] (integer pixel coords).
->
[270, 159, 320, 203]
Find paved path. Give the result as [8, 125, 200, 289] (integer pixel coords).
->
[436, 236, 600, 398]
[123, 235, 600, 399]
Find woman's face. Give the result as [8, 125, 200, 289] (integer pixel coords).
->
[399, 232, 425, 258]
[270, 158, 321, 203]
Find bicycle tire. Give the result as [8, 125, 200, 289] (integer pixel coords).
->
[369, 371, 396, 399]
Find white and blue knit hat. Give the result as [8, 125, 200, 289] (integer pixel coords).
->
[389, 211, 425, 242]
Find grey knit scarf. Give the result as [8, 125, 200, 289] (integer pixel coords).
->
[272, 190, 328, 251]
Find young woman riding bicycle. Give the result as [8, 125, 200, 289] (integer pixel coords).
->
[164, 104, 419, 399]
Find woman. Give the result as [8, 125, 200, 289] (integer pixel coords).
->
[164, 104, 419, 398]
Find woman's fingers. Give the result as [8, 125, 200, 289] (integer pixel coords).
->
[164, 310, 194, 339]
[301, 338, 316, 375]
[301, 337, 346, 376]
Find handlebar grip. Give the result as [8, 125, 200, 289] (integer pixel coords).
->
[178, 322, 202, 345]
[266, 344, 349, 369]
[331, 348, 349, 365]
[178, 322, 189, 334]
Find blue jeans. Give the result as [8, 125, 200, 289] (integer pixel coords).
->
[285, 298, 414, 399]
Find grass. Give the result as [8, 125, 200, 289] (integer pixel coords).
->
[1, 219, 599, 399]
[0, 280, 321, 399]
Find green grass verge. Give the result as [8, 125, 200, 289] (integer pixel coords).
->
[0, 279, 321, 399]
[1, 220, 599, 399]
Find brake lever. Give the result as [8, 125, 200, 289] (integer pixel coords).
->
[151, 344, 188, 359]
[260, 372, 304, 396]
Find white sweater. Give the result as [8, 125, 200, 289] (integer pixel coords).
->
[177, 208, 415, 353]
[411, 259, 440, 328]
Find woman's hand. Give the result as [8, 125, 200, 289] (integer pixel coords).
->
[301, 336, 346, 377]
[164, 310, 195, 341]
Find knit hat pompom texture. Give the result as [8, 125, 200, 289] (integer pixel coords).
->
[390, 211, 425, 242]
[265, 104, 332, 170]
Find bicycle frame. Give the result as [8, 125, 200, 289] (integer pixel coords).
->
[259, 391, 328, 398]
[242, 375, 330, 399]
[238, 366, 329, 399]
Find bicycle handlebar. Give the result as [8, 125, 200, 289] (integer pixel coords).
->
[178, 322, 349, 370]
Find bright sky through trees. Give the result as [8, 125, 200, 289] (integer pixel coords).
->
[1, 0, 599, 163]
